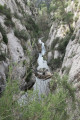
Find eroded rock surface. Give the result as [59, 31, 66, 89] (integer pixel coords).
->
[0, 0, 37, 92]
[46, 0, 80, 96]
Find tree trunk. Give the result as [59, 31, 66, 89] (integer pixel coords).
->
[68, 23, 73, 32]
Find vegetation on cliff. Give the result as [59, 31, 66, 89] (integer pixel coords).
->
[0, 71, 79, 120]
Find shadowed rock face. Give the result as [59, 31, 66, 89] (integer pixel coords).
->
[20, 73, 36, 91]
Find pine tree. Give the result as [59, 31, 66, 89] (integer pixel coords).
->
[52, 0, 73, 32]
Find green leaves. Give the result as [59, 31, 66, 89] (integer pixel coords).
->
[62, 11, 73, 24]
[14, 29, 29, 41]
[51, 0, 74, 31]
[0, 24, 8, 44]
[0, 69, 77, 120]
[0, 4, 12, 19]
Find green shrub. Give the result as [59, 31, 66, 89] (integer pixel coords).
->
[75, 16, 79, 22]
[75, 0, 79, 7]
[22, 15, 39, 38]
[49, 57, 62, 70]
[25, 66, 32, 83]
[4, 18, 15, 27]
[51, 37, 59, 50]
[0, 4, 12, 19]
[57, 32, 72, 54]
[23, 45, 27, 51]
[14, 29, 28, 41]
[0, 53, 6, 61]
[71, 34, 76, 41]
[36, 14, 50, 39]
[0, 69, 78, 120]
[20, 74, 76, 120]
[0, 24, 8, 44]
[25, 22, 33, 31]
[0, 4, 15, 28]
[50, 74, 75, 101]
[0, 65, 19, 120]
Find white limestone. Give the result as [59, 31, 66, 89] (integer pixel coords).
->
[7, 31, 24, 62]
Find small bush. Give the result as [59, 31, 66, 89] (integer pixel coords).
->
[75, 16, 79, 22]
[0, 65, 19, 120]
[71, 34, 76, 41]
[51, 37, 59, 50]
[0, 4, 15, 28]
[25, 66, 32, 83]
[0, 68, 77, 120]
[22, 15, 39, 38]
[20, 74, 76, 120]
[0, 24, 8, 44]
[57, 32, 72, 54]
[4, 18, 15, 27]
[0, 4, 12, 20]
[0, 53, 6, 61]
[49, 57, 62, 70]
[14, 29, 28, 41]
[23, 45, 27, 51]
[50, 74, 75, 101]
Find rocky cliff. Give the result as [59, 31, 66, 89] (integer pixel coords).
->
[46, 0, 80, 97]
[0, 0, 39, 94]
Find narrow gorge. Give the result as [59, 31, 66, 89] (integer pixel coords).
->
[0, 0, 80, 120]
[34, 38, 51, 97]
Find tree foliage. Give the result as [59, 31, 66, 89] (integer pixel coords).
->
[50, 0, 73, 31]
[0, 71, 79, 120]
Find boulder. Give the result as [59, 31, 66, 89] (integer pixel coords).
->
[35, 68, 53, 80]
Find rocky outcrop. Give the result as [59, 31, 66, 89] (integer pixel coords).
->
[0, 0, 31, 15]
[61, 18, 80, 97]
[0, 0, 38, 92]
[34, 68, 53, 80]
[46, 0, 80, 95]
[7, 31, 25, 62]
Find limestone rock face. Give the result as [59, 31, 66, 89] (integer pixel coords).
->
[46, 22, 58, 49]
[46, 0, 80, 95]
[47, 52, 52, 64]
[0, 0, 31, 15]
[0, 0, 36, 92]
[54, 50, 60, 59]
[62, 18, 80, 94]
[12, 18, 26, 31]
[7, 31, 24, 62]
